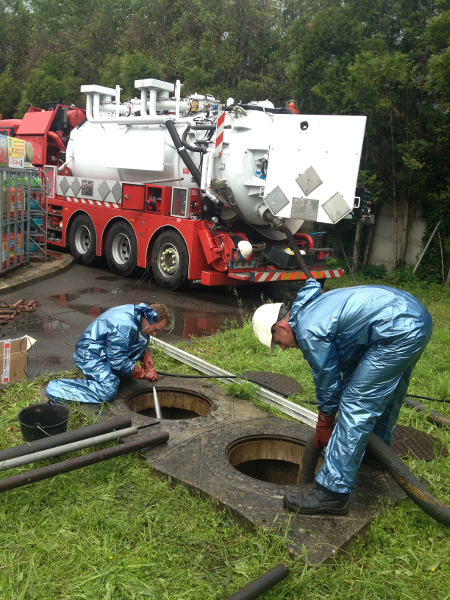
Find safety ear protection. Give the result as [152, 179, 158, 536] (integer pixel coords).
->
[277, 304, 290, 321]
[270, 304, 290, 335]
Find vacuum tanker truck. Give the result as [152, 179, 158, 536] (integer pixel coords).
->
[0, 78, 367, 289]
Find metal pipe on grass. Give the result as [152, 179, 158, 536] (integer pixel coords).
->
[0, 416, 132, 463]
[0, 431, 169, 494]
[0, 426, 138, 471]
[224, 564, 289, 600]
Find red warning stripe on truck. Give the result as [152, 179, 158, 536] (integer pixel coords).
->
[228, 269, 343, 282]
[200, 269, 343, 286]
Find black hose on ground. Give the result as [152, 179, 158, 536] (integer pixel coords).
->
[407, 393, 450, 404]
[405, 397, 450, 429]
[367, 432, 450, 526]
[300, 433, 450, 526]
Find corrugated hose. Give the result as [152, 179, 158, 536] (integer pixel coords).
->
[301, 432, 450, 526]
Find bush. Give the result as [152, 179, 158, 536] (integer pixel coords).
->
[357, 263, 387, 280]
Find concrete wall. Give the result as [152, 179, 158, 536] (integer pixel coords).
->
[369, 201, 426, 270]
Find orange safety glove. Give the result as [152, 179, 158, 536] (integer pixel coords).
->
[130, 365, 158, 381]
[314, 411, 336, 450]
[141, 348, 154, 370]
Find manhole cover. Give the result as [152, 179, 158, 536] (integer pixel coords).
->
[392, 425, 448, 461]
[127, 388, 213, 420]
[240, 372, 302, 397]
[227, 435, 323, 485]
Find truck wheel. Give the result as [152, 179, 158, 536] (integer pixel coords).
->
[152, 231, 189, 290]
[69, 214, 97, 266]
[106, 221, 138, 277]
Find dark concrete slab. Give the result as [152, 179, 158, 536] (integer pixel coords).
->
[104, 377, 407, 565]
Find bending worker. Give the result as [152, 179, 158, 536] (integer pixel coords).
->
[252, 279, 432, 516]
[46, 303, 169, 404]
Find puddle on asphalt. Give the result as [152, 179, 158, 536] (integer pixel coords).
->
[46, 288, 245, 340]
[73, 305, 106, 317]
[0, 314, 70, 331]
[164, 306, 242, 338]
[48, 287, 109, 303]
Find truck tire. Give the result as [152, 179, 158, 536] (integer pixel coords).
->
[106, 221, 138, 277]
[152, 231, 189, 290]
[69, 214, 97, 266]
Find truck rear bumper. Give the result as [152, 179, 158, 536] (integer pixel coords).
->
[200, 268, 343, 286]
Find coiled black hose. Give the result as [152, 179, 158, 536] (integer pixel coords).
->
[301, 432, 450, 526]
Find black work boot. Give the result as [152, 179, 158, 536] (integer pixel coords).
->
[283, 486, 349, 516]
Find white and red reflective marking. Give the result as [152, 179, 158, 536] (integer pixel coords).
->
[228, 269, 343, 282]
[214, 110, 225, 156]
[64, 196, 119, 209]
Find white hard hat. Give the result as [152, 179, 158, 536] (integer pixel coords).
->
[252, 302, 284, 350]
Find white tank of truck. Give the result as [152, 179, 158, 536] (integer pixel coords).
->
[68, 78, 366, 240]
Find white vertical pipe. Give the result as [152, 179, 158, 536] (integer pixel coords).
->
[149, 89, 157, 116]
[200, 146, 209, 191]
[85, 94, 93, 118]
[140, 89, 147, 116]
[93, 93, 100, 118]
[175, 80, 181, 119]
[115, 85, 121, 117]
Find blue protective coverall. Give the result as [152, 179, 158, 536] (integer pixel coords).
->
[289, 279, 432, 495]
[46, 303, 157, 404]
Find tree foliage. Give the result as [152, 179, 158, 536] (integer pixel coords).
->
[0, 0, 450, 280]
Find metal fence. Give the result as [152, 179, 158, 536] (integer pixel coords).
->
[1, 167, 48, 275]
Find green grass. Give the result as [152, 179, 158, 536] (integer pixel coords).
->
[1, 278, 450, 599]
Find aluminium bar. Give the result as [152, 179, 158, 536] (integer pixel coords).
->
[0, 416, 132, 463]
[0, 427, 138, 471]
[151, 339, 317, 427]
[0, 431, 169, 494]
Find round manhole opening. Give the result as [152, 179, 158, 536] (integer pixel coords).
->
[127, 388, 213, 420]
[227, 435, 323, 485]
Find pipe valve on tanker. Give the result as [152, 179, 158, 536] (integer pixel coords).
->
[254, 201, 284, 230]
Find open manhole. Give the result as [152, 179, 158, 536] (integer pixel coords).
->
[127, 388, 213, 420]
[227, 435, 323, 485]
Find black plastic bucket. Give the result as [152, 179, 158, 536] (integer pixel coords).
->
[17, 404, 71, 442]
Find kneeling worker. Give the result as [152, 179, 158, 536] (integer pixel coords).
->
[46, 303, 169, 404]
[252, 279, 432, 516]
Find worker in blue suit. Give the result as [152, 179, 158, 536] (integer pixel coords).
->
[252, 279, 432, 516]
[46, 303, 169, 404]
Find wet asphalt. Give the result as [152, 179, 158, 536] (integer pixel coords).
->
[0, 260, 300, 378]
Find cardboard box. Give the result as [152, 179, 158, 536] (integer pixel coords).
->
[0, 336, 35, 384]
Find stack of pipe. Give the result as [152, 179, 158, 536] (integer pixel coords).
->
[0, 298, 41, 326]
[0, 416, 168, 493]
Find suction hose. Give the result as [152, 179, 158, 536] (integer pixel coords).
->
[278, 223, 316, 282]
[165, 119, 202, 187]
[301, 432, 450, 526]
[261, 214, 324, 293]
